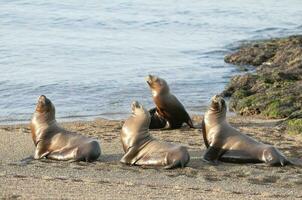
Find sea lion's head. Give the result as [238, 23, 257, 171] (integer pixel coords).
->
[145, 75, 170, 95]
[209, 95, 227, 113]
[131, 101, 149, 116]
[35, 95, 55, 116]
[131, 101, 151, 124]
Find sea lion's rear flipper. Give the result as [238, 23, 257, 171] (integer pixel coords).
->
[149, 108, 167, 129]
[46, 148, 77, 161]
[268, 157, 302, 167]
[164, 161, 179, 169]
[186, 117, 194, 128]
[263, 147, 292, 166]
[287, 158, 302, 166]
[220, 149, 263, 164]
[20, 156, 35, 164]
[181, 108, 194, 128]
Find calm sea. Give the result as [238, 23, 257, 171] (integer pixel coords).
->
[1, 0, 302, 124]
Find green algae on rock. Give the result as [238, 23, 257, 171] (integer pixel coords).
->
[223, 35, 302, 134]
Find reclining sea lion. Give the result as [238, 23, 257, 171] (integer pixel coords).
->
[30, 95, 101, 162]
[120, 101, 190, 169]
[201, 95, 291, 166]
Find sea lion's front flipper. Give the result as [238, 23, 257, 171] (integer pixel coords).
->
[34, 141, 50, 159]
[120, 146, 138, 165]
[149, 108, 167, 129]
[201, 117, 209, 148]
[202, 146, 221, 165]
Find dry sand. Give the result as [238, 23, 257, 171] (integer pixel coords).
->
[1, 116, 302, 199]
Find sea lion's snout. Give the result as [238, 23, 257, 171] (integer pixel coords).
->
[131, 101, 141, 112]
[35, 95, 53, 113]
[211, 95, 222, 103]
[39, 95, 46, 100]
[38, 95, 47, 104]
[210, 95, 226, 111]
[132, 101, 140, 108]
[145, 74, 152, 81]
[145, 75, 153, 85]
[38, 95, 50, 105]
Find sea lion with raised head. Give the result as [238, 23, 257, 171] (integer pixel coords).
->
[30, 95, 101, 162]
[120, 101, 190, 169]
[201, 95, 291, 166]
[146, 75, 194, 129]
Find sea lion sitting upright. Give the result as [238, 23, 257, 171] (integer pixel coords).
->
[30, 95, 101, 162]
[201, 95, 291, 166]
[120, 101, 190, 169]
[146, 75, 194, 129]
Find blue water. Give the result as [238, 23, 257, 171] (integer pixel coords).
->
[1, 0, 302, 124]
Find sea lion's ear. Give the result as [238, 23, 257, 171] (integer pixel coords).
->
[218, 100, 222, 111]
[158, 79, 163, 86]
[218, 98, 226, 111]
[221, 98, 226, 106]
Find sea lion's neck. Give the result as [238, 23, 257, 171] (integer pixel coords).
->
[205, 110, 226, 128]
[32, 113, 56, 126]
[31, 112, 57, 144]
[135, 115, 151, 135]
[151, 88, 170, 97]
[152, 92, 170, 104]
[152, 90, 159, 97]
[123, 115, 152, 148]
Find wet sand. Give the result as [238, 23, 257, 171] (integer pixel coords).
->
[1, 116, 302, 199]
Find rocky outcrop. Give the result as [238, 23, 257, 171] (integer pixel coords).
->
[223, 35, 302, 135]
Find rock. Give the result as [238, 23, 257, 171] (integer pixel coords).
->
[223, 35, 302, 134]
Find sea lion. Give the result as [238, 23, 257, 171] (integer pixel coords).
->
[30, 95, 101, 162]
[146, 75, 194, 129]
[201, 95, 290, 166]
[120, 101, 190, 169]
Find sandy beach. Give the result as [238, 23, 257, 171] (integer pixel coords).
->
[1, 116, 302, 199]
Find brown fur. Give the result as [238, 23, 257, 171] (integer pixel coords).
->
[146, 75, 194, 129]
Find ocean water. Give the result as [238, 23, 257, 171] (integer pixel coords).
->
[1, 0, 302, 124]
